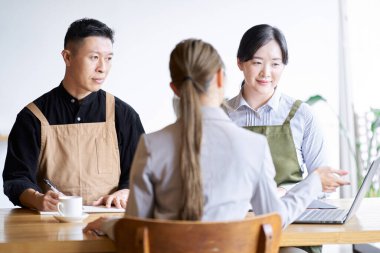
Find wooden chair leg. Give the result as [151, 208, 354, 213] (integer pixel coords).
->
[136, 227, 150, 253]
[258, 223, 274, 253]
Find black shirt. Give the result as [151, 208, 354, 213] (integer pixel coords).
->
[2, 84, 145, 206]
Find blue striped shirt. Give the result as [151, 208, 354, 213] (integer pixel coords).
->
[225, 89, 329, 175]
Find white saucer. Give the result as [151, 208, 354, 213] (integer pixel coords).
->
[53, 213, 89, 223]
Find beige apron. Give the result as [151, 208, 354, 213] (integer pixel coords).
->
[27, 93, 121, 205]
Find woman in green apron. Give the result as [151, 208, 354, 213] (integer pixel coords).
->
[225, 24, 349, 253]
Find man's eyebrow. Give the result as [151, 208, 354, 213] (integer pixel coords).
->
[88, 51, 114, 55]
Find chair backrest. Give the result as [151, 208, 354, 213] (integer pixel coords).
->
[114, 213, 282, 253]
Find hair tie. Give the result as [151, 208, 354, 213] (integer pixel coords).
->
[183, 76, 193, 82]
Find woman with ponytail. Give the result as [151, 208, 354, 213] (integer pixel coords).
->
[169, 39, 224, 220]
[84, 39, 346, 242]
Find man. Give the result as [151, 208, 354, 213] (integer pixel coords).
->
[2, 18, 145, 211]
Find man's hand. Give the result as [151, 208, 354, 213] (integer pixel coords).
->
[36, 190, 60, 211]
[314, 167, 350, 192]
[20, 189, 60, 211]
[92, 189, 129, 209]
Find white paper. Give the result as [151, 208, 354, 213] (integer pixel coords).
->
[83, 205, 125, 213]
[39, 205, 125, 215]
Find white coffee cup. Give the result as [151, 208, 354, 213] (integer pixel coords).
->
[57, 196, 83, 217]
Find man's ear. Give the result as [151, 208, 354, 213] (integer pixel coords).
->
[237, 58, 243, 71]
[61, 49, 72, 67]
[170, 82, 180, 97]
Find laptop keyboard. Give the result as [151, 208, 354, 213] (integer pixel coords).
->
[298, 208, 347, 222]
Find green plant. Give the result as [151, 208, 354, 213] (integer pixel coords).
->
[305, 95, 380, 197]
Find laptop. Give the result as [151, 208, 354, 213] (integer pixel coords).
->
[293, 156, 380, 224]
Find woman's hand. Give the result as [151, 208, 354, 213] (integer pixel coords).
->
[92, 189, 129, 209]
[314, 167, 350, 192]
[83, 217, 109, 235]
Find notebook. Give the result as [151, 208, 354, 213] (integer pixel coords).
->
[293, 157, 380, 224]
[39, 205, 125, 215]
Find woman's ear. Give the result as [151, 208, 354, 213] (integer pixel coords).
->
[216, 69, 224, 88]
[170, 82, 180, 97]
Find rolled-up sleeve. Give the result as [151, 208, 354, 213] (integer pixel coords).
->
[3, 108, 42, 206]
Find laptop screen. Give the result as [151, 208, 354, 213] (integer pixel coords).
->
[345, 157, 380, 221]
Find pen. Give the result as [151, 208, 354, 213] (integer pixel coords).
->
[43, 179, 63, 195]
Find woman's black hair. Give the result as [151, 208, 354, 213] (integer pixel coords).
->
[237, 24, 288, 65]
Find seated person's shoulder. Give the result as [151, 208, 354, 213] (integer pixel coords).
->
[223, 95, 240, 115]
[144, 122, 180, 147]
[13, 107, 38, 131]
[17, 90, 53, 123]
[113, 95, 139, 115]
[229, 125, 269, 151]
[281, 93, 313, 118]
[104, 92, 144, 134]
[112, 94, 143, 125]
[23, 86, 59, 114]
[241, 127, 268, 143]
[279, 93, 296, 107]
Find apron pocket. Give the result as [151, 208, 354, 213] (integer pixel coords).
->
[95, 138, 116, 174]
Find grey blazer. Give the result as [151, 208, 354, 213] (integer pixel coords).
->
[125, 107, 322, 227]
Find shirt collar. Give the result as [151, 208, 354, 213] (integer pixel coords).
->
[231, 87, 282, 113]
[234, 90, 250, 110]
[266, 89, 281, 112]
[58, 82, 99, 105]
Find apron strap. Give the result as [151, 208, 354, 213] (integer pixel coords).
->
[284, 100, 302, 124]
[26, 102, 48, 165]
[105, 92, 115, 122]
[26, 103, 49, 126]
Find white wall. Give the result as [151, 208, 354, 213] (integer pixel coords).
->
[0, 0, 340, 207]
[349, 0, 380, 112]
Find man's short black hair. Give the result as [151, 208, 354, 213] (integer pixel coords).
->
[64, 18, 114, 48]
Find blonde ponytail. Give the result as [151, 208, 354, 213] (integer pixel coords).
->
[179, 80, 203, 220]
[169, 39, 223, 220]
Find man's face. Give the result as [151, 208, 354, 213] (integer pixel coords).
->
[63, 36, 113, 98]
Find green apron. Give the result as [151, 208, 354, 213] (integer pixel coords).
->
[245, 100, 321, 253]
[244, 100, 303, 186]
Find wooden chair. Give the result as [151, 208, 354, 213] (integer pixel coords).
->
[114, 213, 282, 253]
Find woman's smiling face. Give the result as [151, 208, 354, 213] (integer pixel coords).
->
[238, 39, 285, 97]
